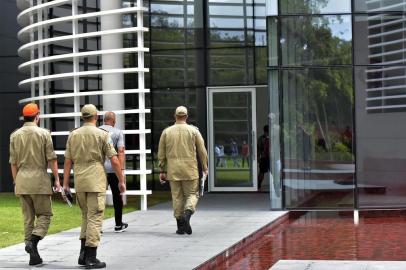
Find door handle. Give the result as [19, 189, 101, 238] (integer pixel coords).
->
[252, 130, 256, 162]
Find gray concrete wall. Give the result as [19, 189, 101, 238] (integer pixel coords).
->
[0, 0, 29, 192]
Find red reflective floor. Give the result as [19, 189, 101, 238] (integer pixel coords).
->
[205, 211, 406, 270]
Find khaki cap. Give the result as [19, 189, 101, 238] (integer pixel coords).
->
[81, 104, 98, 118]
[175, 106, 188, 116]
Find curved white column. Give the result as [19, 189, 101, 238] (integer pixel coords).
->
[100, 0, 125, 130]
[17, 0, 151, 210]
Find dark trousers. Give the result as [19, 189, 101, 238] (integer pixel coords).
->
[107, 173, 123, 226]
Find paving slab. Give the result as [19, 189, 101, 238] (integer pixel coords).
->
[0, 193, 285, 270]
[271, 260, 406, 270]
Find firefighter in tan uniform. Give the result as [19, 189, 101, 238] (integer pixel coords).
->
[158, 106, 208, 235]
[9, 103, 61, 266]
[62, 104, 125, 269]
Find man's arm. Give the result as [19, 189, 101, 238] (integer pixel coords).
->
[157, 131, 167, 183]
[117, 147, 125, 170]
[117, 130, 126, 171]
[63, 158, 72, 191]
[48, 159, 61, 191]
[10, 164, 17, 183]
[9, 137, 18, 186]
[195, 131, 208, 175]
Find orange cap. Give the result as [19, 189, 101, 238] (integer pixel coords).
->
[23, 103, 40, 117]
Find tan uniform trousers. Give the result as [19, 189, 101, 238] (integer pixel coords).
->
[19, 195, 53, 242]
[76, 192, 105, 247]
[169, 180, 199, 218]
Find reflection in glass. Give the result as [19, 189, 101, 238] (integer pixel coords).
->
[279, 15, 352, 66]
[212, 92, 254, 188]
[269, 70, 282, 208]
[281, 68, 355, 209]
[266, 0, 278, 15]
[355, 0, 406, 12]
[209, 48, 255, 85]
[280, 0, 351, 14]
[354, 14, 406, 66]
[267, 17, 278, 66]
[354, 14, 406, 113]
[355, 66, 406, 208]
[151, 50, 204, 88]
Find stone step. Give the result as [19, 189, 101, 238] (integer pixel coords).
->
[271, 260, 406, 270]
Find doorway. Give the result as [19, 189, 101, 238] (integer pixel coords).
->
[207, 87, 258, 191]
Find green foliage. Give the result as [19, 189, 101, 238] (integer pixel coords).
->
[281, 14, 353, 163]
[0, 192, 171, 248]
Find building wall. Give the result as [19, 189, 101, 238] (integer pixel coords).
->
[0, 0, 28, 192]
[267, 0, 406, 209]
[5, 0, 267, 192]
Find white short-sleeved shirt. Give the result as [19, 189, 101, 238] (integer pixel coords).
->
[99, 124, 125, 173]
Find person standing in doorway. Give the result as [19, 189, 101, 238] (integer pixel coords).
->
[99, 111, 128, 233]
[230, 138, 240, 167]
[63, 104, 125, 269]
[158, 106, 208, 235]
[241, 140, 249, 168]
[9, 103, 61, 266]
[257, 125, 270, 191]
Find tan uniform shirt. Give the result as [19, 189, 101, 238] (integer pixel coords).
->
[65, 123, 117, 192]
[158, 123, 208, 181]
[9, 122, 57, 195]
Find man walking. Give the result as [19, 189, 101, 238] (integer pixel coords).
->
[158, 106, 208, 235]
[63, 104, 125, 269]
[99, 111, 128, 232]
[9, 103, 61, 266]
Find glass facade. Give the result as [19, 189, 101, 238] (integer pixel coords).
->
[145, 0, 267, 189]
[7, 0, 406, 211]
[268, 0, 406, 209]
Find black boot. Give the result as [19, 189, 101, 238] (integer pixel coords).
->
[176, 218, 185, 235]
[25, 234, 42, 266]
[183, 209, 193, 235]
[78, 239, 86, 265]
[85, 246, 106, 269]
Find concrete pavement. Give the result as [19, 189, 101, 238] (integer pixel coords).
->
[0, 193, 285, 270]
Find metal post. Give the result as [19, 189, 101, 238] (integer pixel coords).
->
[137, 0, 147, 211]
[72, 0, 80, 128]
[30, 0, 35, 104]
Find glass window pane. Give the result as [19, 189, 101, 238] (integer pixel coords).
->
[280, 0, 351, 14]
[255, 47, 267, 84]
[210, 17, 246, 28]
[280, 16, 352, 66]
[354, 14, 406, 66]
[355, 0, 406, 12]
[267, 17, 278, 66]
[151, 4, 184, 15]
[209, 30, 254, 48]
[209, 5, 244, 16]
[208, 48, 255, 85]
[151, 29, 199, 50]
[266, 0, 278, 16]
[281, 68, 355, 209]
[151, 50, 204, 88]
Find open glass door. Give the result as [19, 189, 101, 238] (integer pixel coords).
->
[208, 87, 257, 191]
